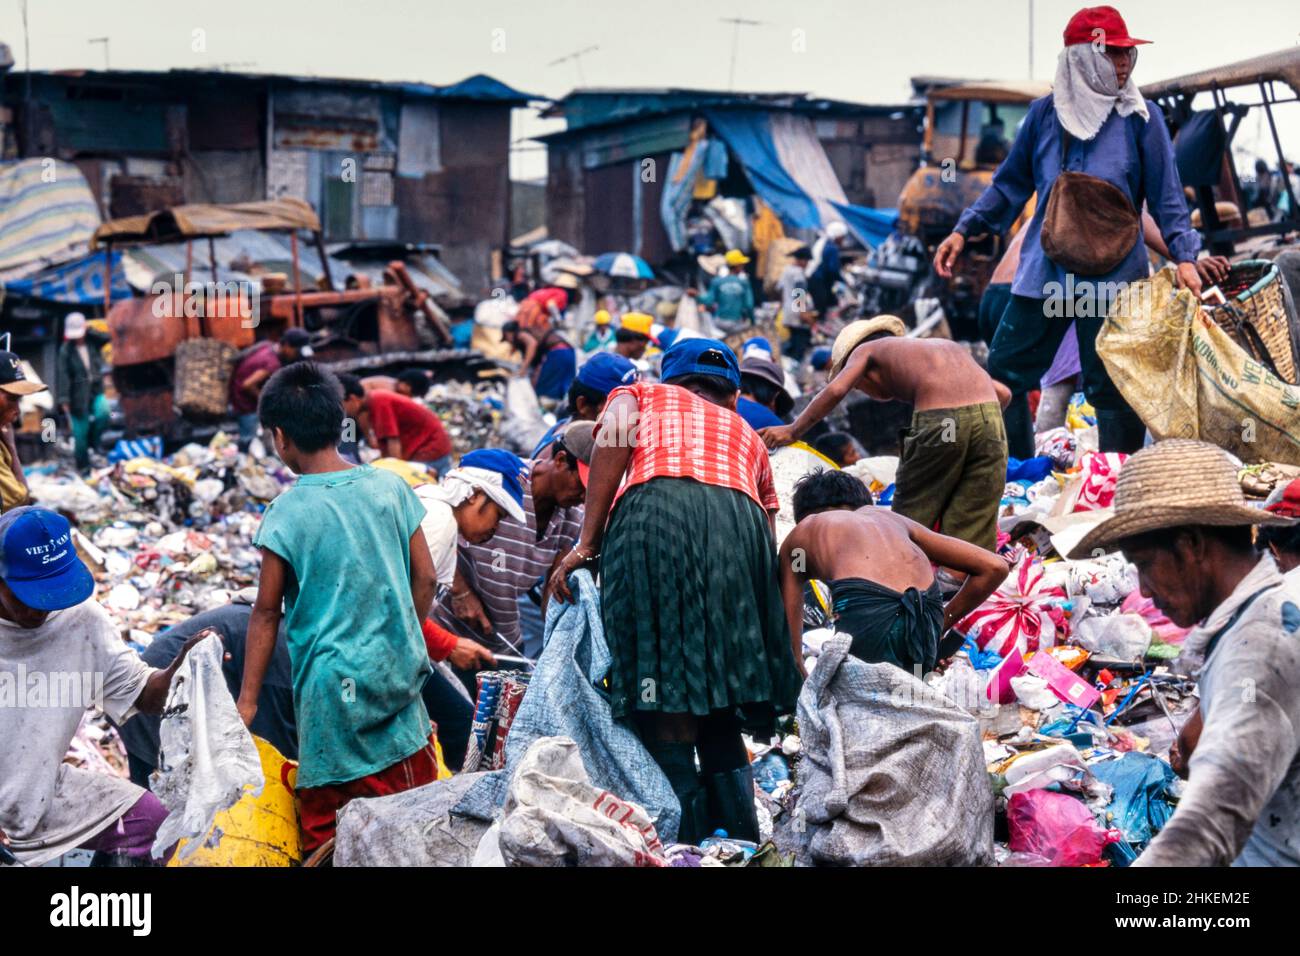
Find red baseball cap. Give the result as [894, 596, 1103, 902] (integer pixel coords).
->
[1265, 478, 1300, 519]
[1063, 6, 1150, 48]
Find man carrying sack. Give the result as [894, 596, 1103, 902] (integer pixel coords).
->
[933, 6, 1227, 454]
[1067, 440, 1300, 866]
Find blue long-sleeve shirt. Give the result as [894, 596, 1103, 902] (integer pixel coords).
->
[955, 95, 1201, 300]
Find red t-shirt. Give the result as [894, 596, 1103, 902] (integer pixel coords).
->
[366, 390, 451, 462]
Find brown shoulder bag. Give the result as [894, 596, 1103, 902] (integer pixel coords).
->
[1040, 126, 1141, 276]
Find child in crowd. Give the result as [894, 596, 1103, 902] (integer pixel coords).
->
[812, 431, 862, 468]
[238, 362, 441, 853]
[762, 315, 1010, 551]
[779, 471, 1008, 678]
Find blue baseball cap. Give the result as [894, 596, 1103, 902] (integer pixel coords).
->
[810, 346, 833, 371]
[455, 449, 529, 518]
[575, 352, 638, 396]
[660, 337, 741, 390]
[0, 507, 95, 612]
[742, 336, 773, 358]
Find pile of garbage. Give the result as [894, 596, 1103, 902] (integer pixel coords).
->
[423, 380, 508, 454]
[26, 432, 294, 644]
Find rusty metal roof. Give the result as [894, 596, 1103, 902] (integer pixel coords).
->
[92, 199, 322, 247]
[1141, 48, 1300, 99]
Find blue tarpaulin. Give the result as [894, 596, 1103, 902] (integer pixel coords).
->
[3, 249, 131, 305]
[831, 201, 899, 250]
[705, 110, 823, 230]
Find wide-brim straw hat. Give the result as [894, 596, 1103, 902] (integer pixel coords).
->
[829, 315, 906, 377]
[1068, 439, 1294, 559]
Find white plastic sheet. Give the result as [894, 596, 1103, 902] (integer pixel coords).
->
[151, 634, 263, 859]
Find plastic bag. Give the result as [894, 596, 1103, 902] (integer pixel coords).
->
[490, 736, 669, 867]
[151, 635, 264, 859]
[1120, 589, 1191, 644]
[1007, 790, 1121, 867]
[498, 376, 551, 455]
[1056, 451, 1127, 513]
[1074, 613, 1152, 661]
[1000, 743, 1090, 797]
[1089, 752, 1178, 847]
[335, 772, 492, 867]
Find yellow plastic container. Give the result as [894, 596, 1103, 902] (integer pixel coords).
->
[167, 736, 301, 867]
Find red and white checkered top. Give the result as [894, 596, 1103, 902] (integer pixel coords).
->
[604, 382, 778, 512]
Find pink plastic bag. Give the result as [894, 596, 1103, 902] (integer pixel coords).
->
[1007, 790, 1121, 867]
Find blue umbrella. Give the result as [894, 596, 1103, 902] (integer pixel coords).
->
[593, 252, 654, 280]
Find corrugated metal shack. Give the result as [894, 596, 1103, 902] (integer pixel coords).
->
[539, 88, 922, 264]
[2, 69, 536, 295]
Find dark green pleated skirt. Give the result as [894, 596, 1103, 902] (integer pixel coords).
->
[600, 476, 802, 735]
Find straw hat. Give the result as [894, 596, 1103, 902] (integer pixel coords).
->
[829, 314, 906, 376]
[1068, 439, 1294, 559]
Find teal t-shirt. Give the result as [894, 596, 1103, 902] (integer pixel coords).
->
[254, 465, 432, 788]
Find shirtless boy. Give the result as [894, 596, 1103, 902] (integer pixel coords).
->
[762, 314, 1009, 550]
[780, 470, 1008, 677]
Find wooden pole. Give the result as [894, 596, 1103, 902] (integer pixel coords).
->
[314, 231, 334, 291]
[290, 231, 304, 329]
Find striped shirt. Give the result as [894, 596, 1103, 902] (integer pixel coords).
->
[431, 474, 582, 653]
[606, 382, 779, 512]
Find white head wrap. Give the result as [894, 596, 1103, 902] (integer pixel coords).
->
[1053, 44, 1148, 141]
[418, 465, 528, 524]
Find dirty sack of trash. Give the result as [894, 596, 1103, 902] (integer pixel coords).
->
[793, 635, 994, 866]
[151, 634, 264, 860]
[454, 570, 679, 840]
[475, 736, 669, 868]
[334, 772, 491, 867]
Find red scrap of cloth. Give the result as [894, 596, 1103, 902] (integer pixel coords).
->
[604, 381, 779, 512]
[297, 735, 442, 852]
[366, 389, 451, 462]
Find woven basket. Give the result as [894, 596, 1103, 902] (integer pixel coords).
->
[174, 338, 238, 419]
[1205, 260, 1297, 385]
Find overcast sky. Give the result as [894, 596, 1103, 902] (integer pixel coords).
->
[2, 0, 1297, 180]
